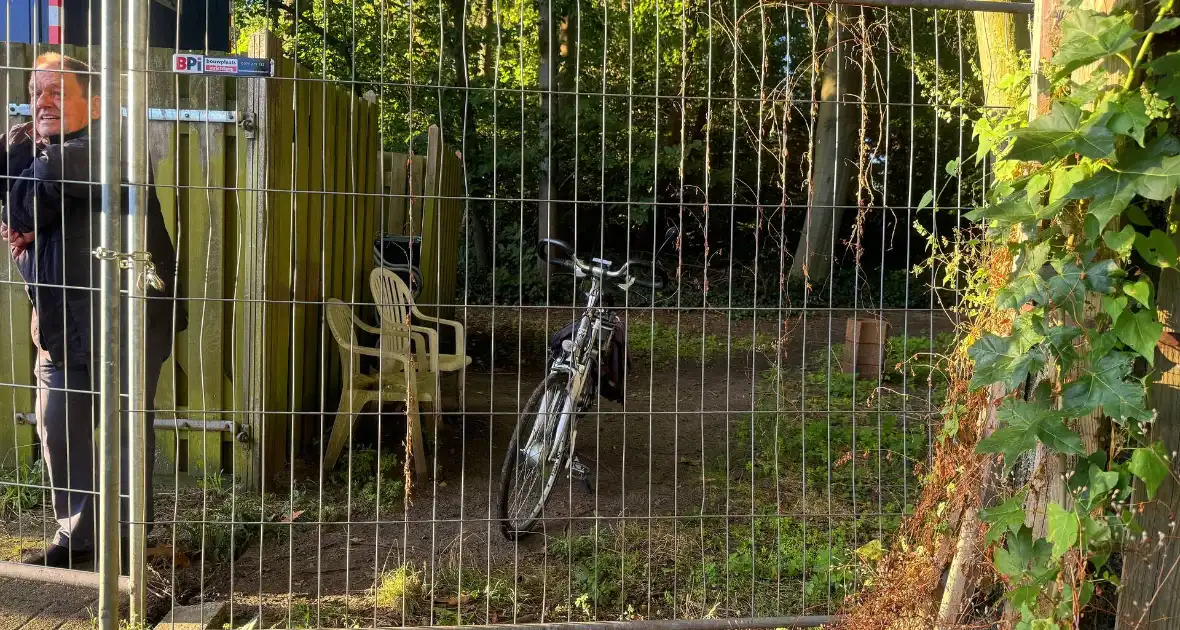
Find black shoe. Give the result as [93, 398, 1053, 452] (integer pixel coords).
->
[24, 544, 94, 569]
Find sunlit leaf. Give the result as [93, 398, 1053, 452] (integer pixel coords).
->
[1052, 10, 1138, 77]
[978, 400, 1081, 473]
[1008, 102, 1116, 162]
[1069, 137, 1180, 213]
[1115, 309, 1164, 364]
[1149, 16, 1180, 33]
[1129, 443, 1170, 499]
[1134, 229, 1180, 268]
[1046, 503, 1079, 558]
[968, 328, 1045, 393]
[1102, 224, 1137, 258]
[1124, 277, 1152, 307]
[1100, 91, 1150, 147]
[1061, 352, 1149, 423]
[917, 190, 934, 212]
[1102, 295, 1128, 322]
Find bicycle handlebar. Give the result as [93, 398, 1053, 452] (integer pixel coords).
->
[538, 238, 666, 291]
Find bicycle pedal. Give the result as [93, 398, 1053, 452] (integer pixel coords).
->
[569, 456, 590, 478]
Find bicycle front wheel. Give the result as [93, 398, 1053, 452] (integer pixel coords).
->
[498, 372, 575, 539]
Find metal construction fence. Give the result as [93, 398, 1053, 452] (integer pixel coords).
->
[0, 0, 1030, 627]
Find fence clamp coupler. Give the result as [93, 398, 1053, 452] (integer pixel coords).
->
[92, 247, 166, 292]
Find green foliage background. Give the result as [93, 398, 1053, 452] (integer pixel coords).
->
[232, 0, 988, 308]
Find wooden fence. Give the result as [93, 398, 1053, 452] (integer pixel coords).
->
[381, 125, 465, 318]
[0, 34, 387, 491]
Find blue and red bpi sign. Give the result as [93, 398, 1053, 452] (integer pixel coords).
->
[172, 53, 273, 77]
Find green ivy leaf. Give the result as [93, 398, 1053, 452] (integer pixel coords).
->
[997, 526, 1055, 581]
[968, 195, 1053, 229]
[1149, 16, 1180, 33]
[1088, 188, 1138, 231]
[1052, 10, 1138, 78]
[917, 190, 934, 212]
[1129, 442, 1170, 498]
[994, 546, 1024, 578]
[1008, 102, 1116, 162]
[1100, 91, 1151, 146]
[1150, 51, 1180, 100]
[982, 495, 1027, 544]
[978, 400, 1083, 472]
[1038, 419, 1088, 457]
[1009, 586, 1040, 610]
[1102, 224, 1137, 258]
[1069, 137, 1180, 214]
[1046, 503, 1079, 558]
[1047, 263, 1089, 319]
[1050, 165, 1090, 207]
[968, 331, 1045, 393]
[1126, 205, 1153, 226]
[1115, 309, 1164, 364]
[1082, 513, 1113, 546]
[1125, 277, 1153, 307]
[946, 158, 961, 177]
[1088, 465, 1121, 503]
[1103, 295, 1128, 322]
[1134, 229, 1180, 268]
[1084, 259, 1122, 294]
[1061, 352, 1148, 423]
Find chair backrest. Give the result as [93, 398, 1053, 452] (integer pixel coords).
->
[370, 267, 416, 354]
[325, 298, 363, 387]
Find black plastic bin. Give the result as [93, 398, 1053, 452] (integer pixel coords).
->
[373, 233, 423, 298]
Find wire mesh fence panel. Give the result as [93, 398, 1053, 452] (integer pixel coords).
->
[0, 0, 1018, 626]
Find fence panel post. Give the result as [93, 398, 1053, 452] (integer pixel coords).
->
[1117, 228, 1180, 626]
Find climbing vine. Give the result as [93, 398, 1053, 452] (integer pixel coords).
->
[947, 0, 1180, 625]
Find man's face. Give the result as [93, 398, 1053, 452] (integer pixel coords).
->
[29, 68, 97, 140]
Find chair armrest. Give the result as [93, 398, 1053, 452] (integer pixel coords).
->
[378, 320, 437, 372]
[410, 307, 466, 355]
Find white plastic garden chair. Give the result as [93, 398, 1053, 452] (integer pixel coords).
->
[369, 267, 471, 407]
[322, 298, 438, 478]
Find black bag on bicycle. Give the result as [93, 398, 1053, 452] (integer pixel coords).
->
[548, 320, 630, 405]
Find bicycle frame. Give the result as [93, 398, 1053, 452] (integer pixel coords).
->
[542, 270, 617, 469]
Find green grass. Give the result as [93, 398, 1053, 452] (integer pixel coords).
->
[628, 320, 778, 365]
[0, 460, 44, 515]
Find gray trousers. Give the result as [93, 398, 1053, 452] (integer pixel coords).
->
[35, 345, 167, 550]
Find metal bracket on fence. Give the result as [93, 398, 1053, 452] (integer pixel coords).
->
[92, 248, 165, 292]
[14, 412, 35, 426]
[154, 418, 235, 433]
[8, 103, 238, 123]
[239, 112, 257, 139]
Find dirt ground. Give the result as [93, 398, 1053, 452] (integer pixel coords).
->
[1, 308, 955, 626]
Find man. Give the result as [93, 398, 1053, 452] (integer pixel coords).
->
[2, 53, 185, 569]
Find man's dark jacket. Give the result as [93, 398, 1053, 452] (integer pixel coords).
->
[2, 123, 186, 367]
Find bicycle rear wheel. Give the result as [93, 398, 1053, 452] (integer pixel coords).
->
[498, 372, 575, 539]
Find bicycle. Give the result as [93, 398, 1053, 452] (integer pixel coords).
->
[497, 229, 676, 540]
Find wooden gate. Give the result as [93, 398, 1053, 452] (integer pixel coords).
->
[0, 34, 383, 492]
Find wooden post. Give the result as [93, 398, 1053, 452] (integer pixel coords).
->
[236, 31, 286, 492]
[1117, 229, 1180, 627]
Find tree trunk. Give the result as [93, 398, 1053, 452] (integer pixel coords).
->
[444, 0, 491, 269]
[973, 5, 1031, 109]
[788, 5, 860, 283]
